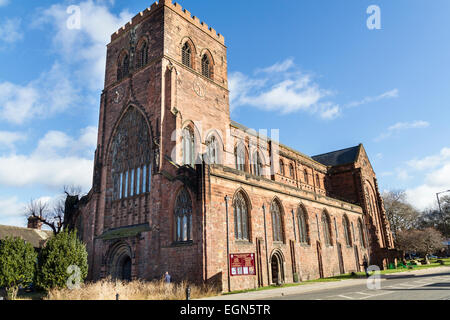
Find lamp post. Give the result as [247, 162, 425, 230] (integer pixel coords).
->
[436, 190, 450, 238]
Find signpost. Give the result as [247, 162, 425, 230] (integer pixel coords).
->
[229, 253, 256, 277]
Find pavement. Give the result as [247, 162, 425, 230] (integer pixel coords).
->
[201, 266, 450, 300]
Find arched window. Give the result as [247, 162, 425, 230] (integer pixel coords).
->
[279, 160, 285, 176]
[297, 206, 309, 244]
[271, 200, 284, 242]
[343, 216, 352, 246]
[235, 144, 246, 172]
[206, 135, 219, 165]
[234, 192, 249, 241]
[137, 40, 149, 68]
[289, 163, 295, 179]
[182, 42, 192, 68]
[182, 127, 195, 167]
[321, 212, 332, 246]
[174, 188, 193, 242]
[252, 151, 263, 176]
[316, 174, 321, 188]
[304, 169, 309, 184]
[358, 219, 366, 248]
[201, 54, 211, 79]
[110, 107, 152, 201]
[117, 53, 129, 81]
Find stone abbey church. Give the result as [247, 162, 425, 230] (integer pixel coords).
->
[75, 0, 398, 291]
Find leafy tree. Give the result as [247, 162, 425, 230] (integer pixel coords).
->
[382, 190, 420, 244]
[0, 237, 37, 300]
[36, 229, 88, 291]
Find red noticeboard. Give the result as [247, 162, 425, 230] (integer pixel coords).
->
[229, 253, 256, 276]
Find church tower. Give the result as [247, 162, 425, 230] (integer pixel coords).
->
[82, 0, 230, 282]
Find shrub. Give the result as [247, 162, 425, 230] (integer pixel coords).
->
[0, 237, 37, 300]
[36, 230, 88, 291]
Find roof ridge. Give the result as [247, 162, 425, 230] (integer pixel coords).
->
[312, 145, 360, 158]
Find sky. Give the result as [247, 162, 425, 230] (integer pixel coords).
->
[0, 0, 449, 227]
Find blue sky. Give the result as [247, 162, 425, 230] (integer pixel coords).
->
[1, 0, 449, 226]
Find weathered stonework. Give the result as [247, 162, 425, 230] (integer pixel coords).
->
[76, 1, 398, 292]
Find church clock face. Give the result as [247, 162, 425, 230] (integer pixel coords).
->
[113, 86, 124, 104]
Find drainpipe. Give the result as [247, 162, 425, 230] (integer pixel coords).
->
[263, 204, 270, 286]
[225, 195, 231, 292]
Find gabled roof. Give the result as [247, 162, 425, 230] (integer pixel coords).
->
[312, 145, 361, 167]
[0, 225, 53, 248]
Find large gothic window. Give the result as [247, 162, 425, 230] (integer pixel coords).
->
[289, 163, 295, 179]
[201, 54, 212, 79]
[234, 192, 249, 241]
[343, 215, 352, 246]
[279, 160, 285, 176]
[271, 200, 284, 242]
[297, 206, 309, 244]
[235, 144, 246, 172]
[358, 219, 366, 248]
[111, 107, 152, 200]
[252, 151, 263, 177]
[174, 188, 193, 242]
[322, 211, 332, 246]
[182, 42, 192, 68]
[137, 40, 149, 69]
[206, 135, 219, 165]
[117, 52, 129, 81]
[182, 127, 195, 167]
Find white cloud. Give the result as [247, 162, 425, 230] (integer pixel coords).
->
[0, 131, 26, 150]
[0, 63, 79, 124]
[0, 127, 97, 191]
[346, 89, 399, 108]
[407, 147, 450, 171]
[375, 120, 430, 142]
[0, 197, 26, 227]
[0, 0, 10, 7]
[34, 0, 133, 91]
[256, 58, 295, 74]
[229, 59, 337, 118]
[0, 18, 23, 44]
[403, 147, 450, 210]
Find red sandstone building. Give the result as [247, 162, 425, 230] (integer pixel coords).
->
[76, 1, 398, 291]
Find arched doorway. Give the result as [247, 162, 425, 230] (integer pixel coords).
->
[121, 256, 132, 281]
[271, 251, 284, 285]
[108, 242, 133, 281]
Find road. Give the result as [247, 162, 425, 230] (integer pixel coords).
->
[266, 268, 450, 300]
[202, 267, 450, 300]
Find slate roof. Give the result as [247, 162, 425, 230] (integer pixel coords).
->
[312, 145, 361, 167]
[97, 223, 151, 241]
[0, 225, 53, 248]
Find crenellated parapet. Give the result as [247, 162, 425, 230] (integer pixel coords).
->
[111, 1, 225, 44]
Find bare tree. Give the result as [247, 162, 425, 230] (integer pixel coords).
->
[396, 228, 445, 262]
[419, 227, 445, 262]
[24, 185, 85, 235]
[382, 190, 420, 244]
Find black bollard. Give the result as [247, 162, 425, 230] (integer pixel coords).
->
[186, 286, 191, 301]
[116, 293, 120, 301]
